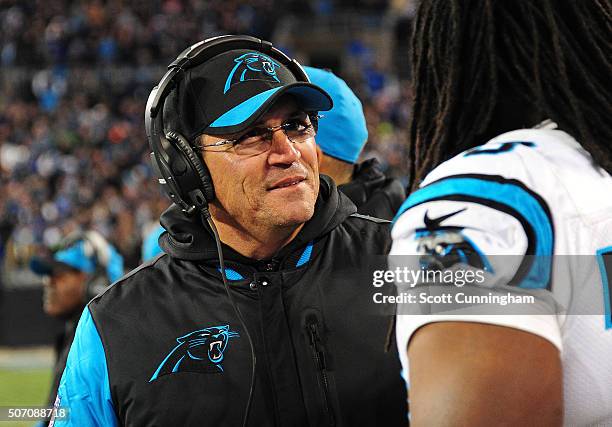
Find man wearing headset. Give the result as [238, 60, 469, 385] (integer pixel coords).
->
[54, 36, 406, 426]
[29, 230, 123, 424]
[140, 66, 405, 264]
[304, 66, 406, 220]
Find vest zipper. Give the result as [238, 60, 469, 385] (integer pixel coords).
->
[306, 321, 336, 426]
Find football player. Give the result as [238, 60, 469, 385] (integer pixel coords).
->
[392, 1, 612, 425]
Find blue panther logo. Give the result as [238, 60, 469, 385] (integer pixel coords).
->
[415, 210, 494, 274]
[223, 53, 281, 93]
[149, 325, 239, 382]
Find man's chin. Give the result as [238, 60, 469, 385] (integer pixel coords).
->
[267, 201, 315, 227]
[277, 215, 313, 228]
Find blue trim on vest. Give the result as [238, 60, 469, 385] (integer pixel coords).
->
[296, 242, 314, 267]
[217, 267, 244, 281]
[596, 246, 612, 330]
[394, 176, 553, 289]
[54, 307, 118, 426]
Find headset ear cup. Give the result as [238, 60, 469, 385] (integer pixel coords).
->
[166, 131, 215, 202]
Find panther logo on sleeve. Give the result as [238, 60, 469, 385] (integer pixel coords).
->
[416, 209, 493, 273]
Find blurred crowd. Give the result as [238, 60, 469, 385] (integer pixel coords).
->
[0, 0, 399, 68]
[0, 0, 413, 277]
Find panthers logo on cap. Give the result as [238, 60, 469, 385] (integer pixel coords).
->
[224, 53, 281, 93]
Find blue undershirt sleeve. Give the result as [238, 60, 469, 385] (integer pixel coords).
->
[51, 307, 118, 427]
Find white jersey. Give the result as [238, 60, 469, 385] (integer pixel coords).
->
[391, 122, 612, 426]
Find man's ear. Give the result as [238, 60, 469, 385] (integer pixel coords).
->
[315, 144, 323, 167]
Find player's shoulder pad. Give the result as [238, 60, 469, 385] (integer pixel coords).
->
[425, 129, 542, 186]
[393, 173, 553, 257]
[391, 128, 565, 290]
[423, 126, 599, 193]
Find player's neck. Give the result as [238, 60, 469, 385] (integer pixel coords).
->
[320, 155, 354, 185]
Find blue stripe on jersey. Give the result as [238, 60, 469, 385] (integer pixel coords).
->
[394, 175, 553, 289]
[596, 246, 612, 330]
[54, 307, 118, 426]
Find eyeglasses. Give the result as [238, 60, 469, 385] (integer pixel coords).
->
[200, 114, 321, 156]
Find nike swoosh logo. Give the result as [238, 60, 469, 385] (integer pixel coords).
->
[423, 208, 467, 229]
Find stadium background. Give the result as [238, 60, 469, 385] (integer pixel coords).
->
[0, 0, 416, 423]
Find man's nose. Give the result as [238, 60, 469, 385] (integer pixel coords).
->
[267, 129, 301, 165]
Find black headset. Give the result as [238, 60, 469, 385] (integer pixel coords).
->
[145, 34, 312, 216]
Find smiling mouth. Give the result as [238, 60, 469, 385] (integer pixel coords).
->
[276, 180, 303, 189]
[269, 178, 305, 190]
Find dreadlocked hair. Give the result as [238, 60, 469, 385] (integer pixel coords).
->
[408, 0, 612, 191]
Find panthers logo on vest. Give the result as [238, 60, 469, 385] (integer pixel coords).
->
[224, 53, 281, 93]
[149, 325, 239, 382]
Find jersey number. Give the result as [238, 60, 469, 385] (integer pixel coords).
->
[464, 141, 535, 157]
[597, 247, 612, 330]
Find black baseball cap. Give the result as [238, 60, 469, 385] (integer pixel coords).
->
[163, 48, 333, 140]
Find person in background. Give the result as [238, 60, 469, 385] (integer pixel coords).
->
[29, 230, 123, 415]
[304, 66, 406, 220]
[141, 223, 164, 262]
